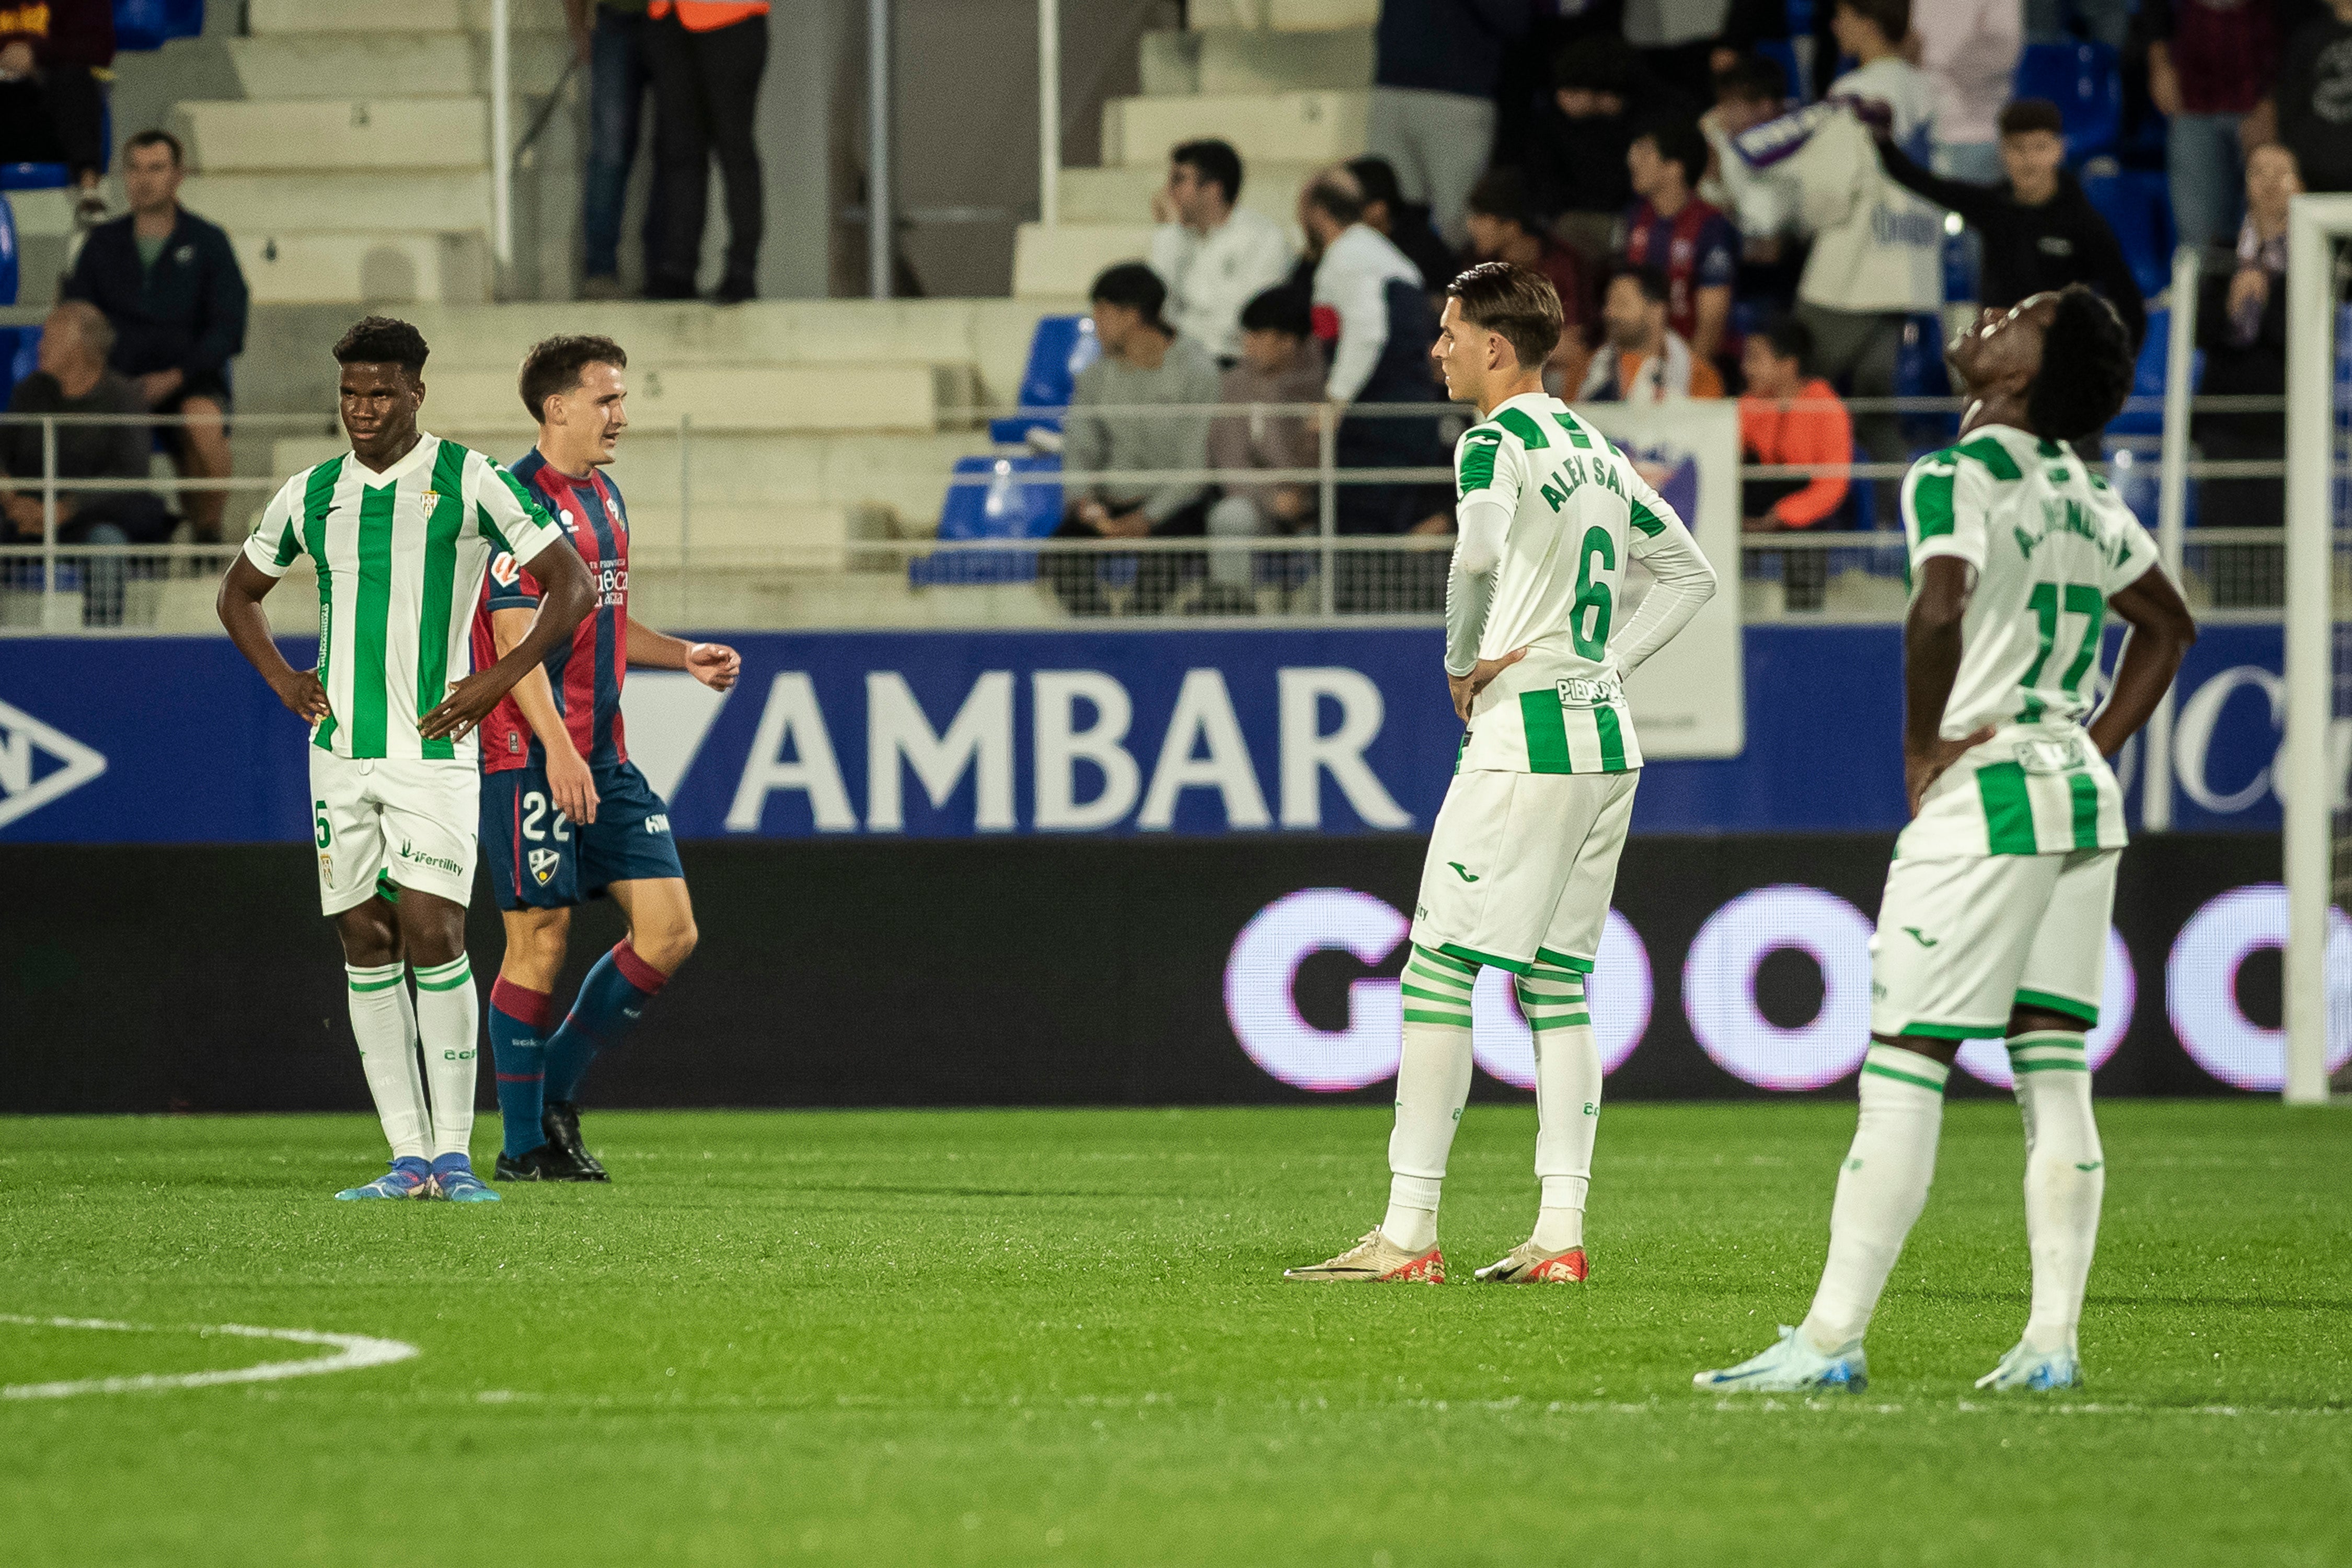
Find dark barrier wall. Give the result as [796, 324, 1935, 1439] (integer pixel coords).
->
[0, 834, 2300, 1114]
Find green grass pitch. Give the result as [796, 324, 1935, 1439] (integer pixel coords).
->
[3, 1102, 2347, 1566]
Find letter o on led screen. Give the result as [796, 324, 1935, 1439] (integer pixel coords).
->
[1684, 885, 1875, 1089]
[2166, 884, 2352, 1091]
[1469, 912, 1652, 1089]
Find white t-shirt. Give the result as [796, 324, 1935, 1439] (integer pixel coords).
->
[1148, 206, 1296, 363]
[1450, 394, 1711, 775]
[1897, 423, 2162, 858]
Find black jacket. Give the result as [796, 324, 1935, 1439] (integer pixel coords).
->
[62, 206, 249, 385]
[1875, 141, 2147, 351]
[1374, 0, 1540, 98]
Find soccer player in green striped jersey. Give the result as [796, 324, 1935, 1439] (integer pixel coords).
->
[1699, 287, 2197, 1395]
[217, 316, 595, 1202]
[1287, 261, 1717, 1286]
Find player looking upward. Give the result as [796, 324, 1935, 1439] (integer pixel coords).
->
[1287, 261, 1718, 1285]
[1697, 286, 2196, 1394]
[217, 316, 593, 1202]
[474, 336, 740, 1183]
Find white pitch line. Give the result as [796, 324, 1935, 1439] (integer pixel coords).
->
[0, 1313, 419, 1400]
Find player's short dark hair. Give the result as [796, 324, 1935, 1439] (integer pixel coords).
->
[1171, 138, 1244, 204]
[2027, 285, 2135, 443]
[518, 333, 629, 421]
[1239, 283, 1311, 339]
[1346, 155, 1403, 211]
[1834, 0, 1910, 43]
[1447, 260, 1564, 372]
[125, 128, 183, 166]
[1633, 117, 1709, 190]
[1609, 264, 1671, 307]
[1713, 51, 1786, 106]
[1090, 261, 1168, 326]
[1998, 98, 2065, 140]
[332, 316, 429, 377]
[1301, 168, 1365, 227]
[1465, 167, 1534, 229]
[1756, 312, 1814, 373]
[1554, 35, 1637, 95]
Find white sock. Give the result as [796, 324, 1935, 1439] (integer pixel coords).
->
[1521, 963, 1599, 1252]
[2011, 1030, 2103, 1353]
[1801, 1044, 1949, 1353]
[345, 962, 429, 1160]
[412, 954, 481, 1161]
[1383, 946, 1477, 1252]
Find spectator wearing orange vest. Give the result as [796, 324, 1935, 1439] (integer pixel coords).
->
[1738, 315, 1853, 613]
[644, 0, 768, 302]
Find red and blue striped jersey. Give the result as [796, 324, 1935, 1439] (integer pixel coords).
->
[471, 449, 631, 776]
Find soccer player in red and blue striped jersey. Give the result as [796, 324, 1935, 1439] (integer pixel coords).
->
[469, 335, 739, 1182]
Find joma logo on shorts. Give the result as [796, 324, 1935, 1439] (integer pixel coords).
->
[396, 840, 463, 877]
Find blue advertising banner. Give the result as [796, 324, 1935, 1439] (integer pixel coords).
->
[0, 621, 2296, 844]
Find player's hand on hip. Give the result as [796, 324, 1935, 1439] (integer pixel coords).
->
[1904, 725, 1996, 816]
[1449, 647, 1527, 722]
[687, 641, 740, 691]
[420, 671, 506, 743]
[271, 668, 332, 724]
[548, 745, 599, 825]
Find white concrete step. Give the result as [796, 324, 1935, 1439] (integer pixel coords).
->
[393, 298, 1081, 409]
[175, 98, 488, 174]
[183, 172, 492, 237]
[1012, 224, 1158, 299]
[222, 34, 570, 101]
[1103, 89, 1369, 168]
[625, 503, 859, 573]
[418, 363, 978, 435]
[1056, 159, 1319, 232]
[235, 232, 492, 305]
[247, 0, 567, 36]
[629, 572, 1066, 631]
[1139, 26, 1372, 95]
[1188, 0, 1380, 30]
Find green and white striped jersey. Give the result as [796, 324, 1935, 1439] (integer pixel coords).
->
[1897, 423, 2161, 858]
[242, 433, 569, 763]
[1451, 393, 1701, 775]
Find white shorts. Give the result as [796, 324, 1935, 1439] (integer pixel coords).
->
[1869, 847, 2119, 1041]
[309, 750, 480, 916]
[1407, 767, 1638, 975]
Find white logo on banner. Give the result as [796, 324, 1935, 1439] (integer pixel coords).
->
[0, 698, 107, 830]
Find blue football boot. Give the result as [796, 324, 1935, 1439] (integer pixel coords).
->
[336, 1156, 434, 1201]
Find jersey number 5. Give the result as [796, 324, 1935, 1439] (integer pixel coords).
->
[2019, 582, 2106, 723]
[1572, 525, 1615, 660]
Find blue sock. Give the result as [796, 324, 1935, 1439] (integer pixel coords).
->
[489, 978, 551, 1159]
[543, 940, 666, 1102]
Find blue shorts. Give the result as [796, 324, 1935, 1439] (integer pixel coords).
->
[482, 757, 684, 912]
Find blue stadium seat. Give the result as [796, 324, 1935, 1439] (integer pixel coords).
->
[988, 315, 1099, 446]
[0, 326, 38, 410]
[3, 100, 111, 190]
[912, 455, 1064, 585]
[2102, 306, 2201, 438]
[1846, 437, 1873, 532]
[114, 0, 205, 52]
[2013, 42, 2121, 162]
[0, 192, 19, 307]
[2079, 166, 2173, 302]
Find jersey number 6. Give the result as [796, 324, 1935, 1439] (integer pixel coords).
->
[1572, 525, 1615, 661]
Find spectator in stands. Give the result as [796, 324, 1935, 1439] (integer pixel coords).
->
[1298, 167, 1453, 546]
[1913, 0, 2023, 187]
[2146, 0, 2288, 255]
[1738, 315, 1852, 612]
[0, 302, 169, 625]
[1704, 54, 1807, 315]
[1618, 118, 1738, 371]
[1051, 263, 1221, 617]
[570, 0, 665, 300]
[1527, 37, 1688, 273]
[642, 0, 767, 303]
[64, 131, 246, 544]
[1462, 168, 1589, 391]
[1148, 139, 1295, 367]
[1205, 286, 1325, 613]
[0, 0, 111, 225]
[1367, 0, 1539, 247]
[2194, 141, 2299, 605]
[1348, 155, 1459, 293]
[1872, 99, 2148, 350]
[1709, 0, 1939, 509]
[1579, 266, 1726, 401]
[2275, 1, 2352, 194]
